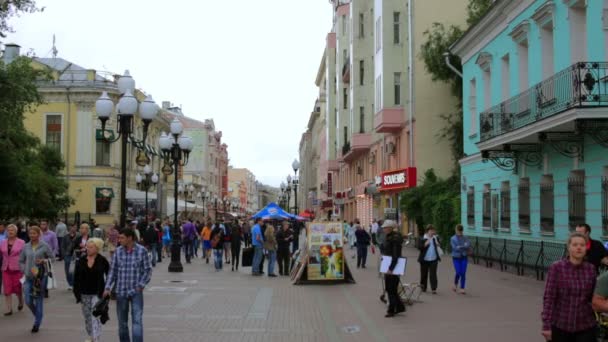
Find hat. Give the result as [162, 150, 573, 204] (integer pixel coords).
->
[381, 220, 397, 229]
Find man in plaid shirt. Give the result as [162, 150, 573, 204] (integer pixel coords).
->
[104, 228, 152, 342]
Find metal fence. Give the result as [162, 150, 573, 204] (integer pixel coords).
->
[470, 236, 566, 281]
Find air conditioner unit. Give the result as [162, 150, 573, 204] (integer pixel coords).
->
[386, 142, 396, 155]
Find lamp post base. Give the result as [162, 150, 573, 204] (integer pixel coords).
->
[168, 241, 183, 273]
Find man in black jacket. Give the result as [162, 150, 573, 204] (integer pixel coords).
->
[276, 221, 294, 276]
[381, 220, 405, 317]
[576, 223, 608, 273]
[142, 223, 159, 267]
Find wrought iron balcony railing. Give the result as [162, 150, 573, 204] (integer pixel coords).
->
[479, 62, 608, 142]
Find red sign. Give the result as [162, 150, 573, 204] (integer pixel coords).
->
[321, 200, 334, 209]
[327, 173, 333, 196]
[380, 168, 417, 191]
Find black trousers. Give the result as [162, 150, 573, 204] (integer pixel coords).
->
[357, 245, 368, 267]
[551, 326, 597, 342]
[419, 260, 438, 291]
[277, 248, 290, 275]
[231, 243, 241, 269]
[384, 274, 404, 313]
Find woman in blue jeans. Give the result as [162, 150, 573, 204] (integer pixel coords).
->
[450, 224, 471, 295]
[19, 226, 54, 333]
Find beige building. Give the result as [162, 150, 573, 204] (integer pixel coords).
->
[227, 167, 258, 214]
[300, 0, 467, 230]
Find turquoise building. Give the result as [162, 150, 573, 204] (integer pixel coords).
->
[452, 0, 608, 243]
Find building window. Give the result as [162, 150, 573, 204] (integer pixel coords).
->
[359, 12, 364, 38]
[95, 187, 114, 214]
[482, 184, 491, 228]
[45, 115, 62, 151]
[500, 182, 510, 230]
[482, 68, 491, 111]
[467, 187, 475, 226]
[375, 17, 382, 52]
[569, 6, 587, 63]
[393, 12, 400, 44]
[468, 78, 477, 135]
[343, 87, 348, 109]
[342, 15, 347, 34]
[96, 140, 111, 166]
[359, 60, 364, 86]
[501, 54, 510, 101]
[343, 49, 348, 65]
[394, 72, 401, 105]
[517, 42, 529, 91]
[568, 171, 586, 231]
[518, 179, 530, 231]
[540, 24, 554, 80]
[359, 106, 365, 133]
[540, 176, 555, 234]
[603, 176, 608, 236]
[375, 75, 382, 113]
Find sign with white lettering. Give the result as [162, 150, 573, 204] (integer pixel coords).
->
[380, 168, 417, 191]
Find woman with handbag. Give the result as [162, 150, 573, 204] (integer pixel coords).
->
[1, 224, 25, 315]
[73, 238, 109, 342]
[18, 226, 54, 333]
[418, 225, 441, 294]
[450, 224, 471, 294]
[264, 224, 278, 277]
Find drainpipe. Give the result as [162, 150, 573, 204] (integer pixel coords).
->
[408, 0, 415, 168]
[443, 52, 462, 78]
[65, 88, 72, 205]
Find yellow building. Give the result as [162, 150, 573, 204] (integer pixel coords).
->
[6, 44, 172, 225]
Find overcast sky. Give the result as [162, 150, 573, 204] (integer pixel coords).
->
[4, 0, 332, 187]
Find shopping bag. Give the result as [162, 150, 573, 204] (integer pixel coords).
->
[242, 247, 253, 267]
[46, 260, 56, 290]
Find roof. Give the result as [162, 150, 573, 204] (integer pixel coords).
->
[34, 57, 115, 83]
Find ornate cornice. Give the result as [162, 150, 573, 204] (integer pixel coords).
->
[509, 20, 531, 45]
[475, 52, 493, 72]
[532, 1, 555, 28]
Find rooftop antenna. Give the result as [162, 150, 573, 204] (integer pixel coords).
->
[52, 34, 58, 58]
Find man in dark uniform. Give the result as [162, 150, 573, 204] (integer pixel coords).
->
[381, 220, 405, 317]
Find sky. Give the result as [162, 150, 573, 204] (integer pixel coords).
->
[4, 0, 332, 187]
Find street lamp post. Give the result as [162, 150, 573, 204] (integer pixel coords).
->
[159, 119, 193, 273]
[135, 164, 158, 226]
[214, 196, 219, 221]
[286, 175, 292, 213]
[292, 159, 300, 216]
[280, 182, 286, 210]
[96, 70, 159, 229]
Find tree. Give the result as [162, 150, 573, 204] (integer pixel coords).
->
[0, 56, 72, 219]
[0, 0, 41, 38]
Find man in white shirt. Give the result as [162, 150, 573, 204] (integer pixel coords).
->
[371, 219, 380, 245]
[55, 219, 67, 260]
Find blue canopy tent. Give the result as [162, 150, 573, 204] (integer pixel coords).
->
[252, 202, 294, 220]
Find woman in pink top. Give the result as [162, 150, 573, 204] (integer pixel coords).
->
[0, 224, 25, 315]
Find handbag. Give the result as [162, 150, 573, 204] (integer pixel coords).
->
[45, 260, 56, 290]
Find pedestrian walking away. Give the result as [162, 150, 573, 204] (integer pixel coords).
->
[103, 228, 152, 342]
[201, 220, 212, 264]
[276, 221, 293, 276]
[542, 232, 597, 342]
[55, 218, 67, 261]
[230, 221, 243, 271]
[74, 238, 110, 342]
[181, 219, 197, 264]
[210, 223, 225, 271]
[418, 224, 441, 294]
[62, 224, 78, 290]
[222, 220, 232, 264]
[142, 223, 159, 267]
[380, 220, 405, 318]
[354, 219, 370, 268]
[251, 218, 264, 276]
[450, 224, 471, 295]
[264, 224, 278, 277]
[40, 219, 58, 298]
[18, 225, 54, 333]
[1, 224, 24, 316]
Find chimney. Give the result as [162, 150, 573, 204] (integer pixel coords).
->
[2, 43, 21, 64]
[162, 101, 171, 109]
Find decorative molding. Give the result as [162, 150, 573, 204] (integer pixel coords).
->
[509, 20, 530, 45]
[562, 0, 587, 9]
[538, 132, 584, 161]
[475, 52, 493, 72]
[576, 119, 608, 148]
[459, 153, 483, 166]
[532, 1, 555, 28]
[481, 150, 518, 172]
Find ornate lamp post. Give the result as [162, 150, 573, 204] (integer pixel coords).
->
[159, 120, 193, 273]
[214, 195, 219, 220]
[135, 164, 158, 225]
[96, 70, 159, 229]
[292, 159, 300, 216]
[286, 175, 292, 213]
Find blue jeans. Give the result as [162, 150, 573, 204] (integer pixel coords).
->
[24, 278, 44, 327]
[453, 257, 468, 289]
[252, 246, 263, 274]
[148, 244, 157, 267]
[357, 245, 368, 267]
[116, 292, 144, 342]
[267, 250, 277, 275]
[63, 255, 74, 287]
[213, 249, 223, 270]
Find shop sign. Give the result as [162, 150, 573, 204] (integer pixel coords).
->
[380, 168, 417, 191]
[321, 200, 334, 209]
[327, 173, 333, 195]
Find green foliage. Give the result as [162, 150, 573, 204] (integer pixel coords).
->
[466, 0, 495, 27]
[0, 57, 72, 220]
[400, 169, 460, 248]
[0, 0, 41, 38]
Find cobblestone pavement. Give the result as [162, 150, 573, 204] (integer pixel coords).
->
[0, 239, 544, 342]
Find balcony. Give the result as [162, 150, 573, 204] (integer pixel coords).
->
[374, 108, 405, 133]
[342, 133, 372, 163]
[479, 62, 608, 144]
[342, 57, 350, 83]
[328, 159, 340, 172]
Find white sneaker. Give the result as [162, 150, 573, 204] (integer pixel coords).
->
[67, 286, 73, 291]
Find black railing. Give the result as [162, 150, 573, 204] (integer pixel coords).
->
[568, 176, 586, 231]
[479, 62, 608, 142]
[467, 237, 567, 281]
[342, 141, 351, 156]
